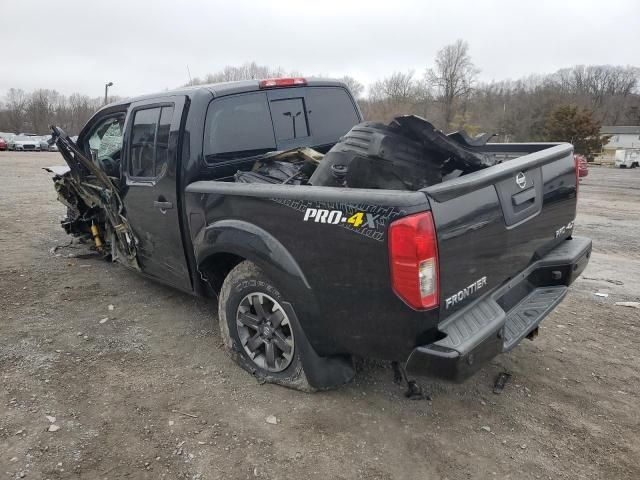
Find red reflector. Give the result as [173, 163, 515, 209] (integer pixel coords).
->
[389, 212, 439, 310]
[259, 77, 307, 89]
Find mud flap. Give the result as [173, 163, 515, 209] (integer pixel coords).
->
[281, 301, 355, 390]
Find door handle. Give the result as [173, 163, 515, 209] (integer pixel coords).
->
[153, 200, 173, 210]
[511, 187, 536, 206]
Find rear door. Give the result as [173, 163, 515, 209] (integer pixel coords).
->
[425, 144, 577, 317]
[122, 96, 192, 290]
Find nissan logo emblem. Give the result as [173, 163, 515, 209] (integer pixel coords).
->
[516, 172, 527, 189]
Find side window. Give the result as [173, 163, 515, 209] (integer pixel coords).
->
[270, 98, 309, 141]
[305, 87, 360, 146]
[204, 92, 276, 162]
[155, 106, 174, 177]
[129, 105, 174, 178]
[86, 115, 125, 164]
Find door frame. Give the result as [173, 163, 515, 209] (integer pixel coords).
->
[121, 95, 193, 291]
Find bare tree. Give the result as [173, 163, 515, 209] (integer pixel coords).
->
[426, 39, 479, 128]
[193, 62, 287, 86]
[26, 89, 60, 133]
[369, 71, 417, 102]
[340, 76, 364, 99]
[67, 93, 101, 133]
[5, 88, 28, 132]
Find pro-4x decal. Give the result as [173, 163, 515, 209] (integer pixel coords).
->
[271, 198, 405, 241]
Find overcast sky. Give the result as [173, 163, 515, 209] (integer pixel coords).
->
[2, 0, 638, 99]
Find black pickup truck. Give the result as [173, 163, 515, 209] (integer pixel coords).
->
[48, 77, 591, 391]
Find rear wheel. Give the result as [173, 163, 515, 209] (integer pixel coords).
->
[218, 261, 313, 391]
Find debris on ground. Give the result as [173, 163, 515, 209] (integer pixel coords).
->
[265, 415, 278, 425]
[48, 424, 60, 432]
[392, 361, 431, 400]
[615, 301, 640, 309]
[171, 409, 198, 418]
[594, 292, 609, 298]
[583, 276, 624, 285]
[481, 425, 491, 432]
[45, 415, 56, 423]
[99, 317, 109, 324]
[493, 372, 512, 394]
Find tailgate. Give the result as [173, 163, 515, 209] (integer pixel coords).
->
[424, 143, 577, 318]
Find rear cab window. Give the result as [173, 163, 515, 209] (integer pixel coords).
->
[204, 92, 276, 163]
[270, 97, 309, 142]
[305, 87, 360, 148]
[204, 86, 360, 165]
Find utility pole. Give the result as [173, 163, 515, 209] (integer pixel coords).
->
[104, 82, 113, 105]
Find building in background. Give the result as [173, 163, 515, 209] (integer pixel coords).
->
[601, 126, 640, 155]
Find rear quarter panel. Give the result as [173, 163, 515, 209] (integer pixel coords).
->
[185, 183, 440, 359]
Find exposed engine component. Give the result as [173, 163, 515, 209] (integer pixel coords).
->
[48, 126, 140, 270]
[235, 160, 308, 185]
[234, 148, 322, 185]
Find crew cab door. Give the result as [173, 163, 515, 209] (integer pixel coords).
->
[122, 96, 191, 290]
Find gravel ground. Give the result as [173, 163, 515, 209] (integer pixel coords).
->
[1, 151, 639, 480]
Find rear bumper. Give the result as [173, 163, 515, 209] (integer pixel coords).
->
[405, 236, 592, 381]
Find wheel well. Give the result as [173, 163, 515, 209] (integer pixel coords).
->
[198, 252, 245, 294]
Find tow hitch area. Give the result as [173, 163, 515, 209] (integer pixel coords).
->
[526, 327, 539, 341]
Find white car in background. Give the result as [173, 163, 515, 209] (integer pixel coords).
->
[38, 135, 59, 152]
[614, 149, 640, 168]
[9, 135, 41, 151]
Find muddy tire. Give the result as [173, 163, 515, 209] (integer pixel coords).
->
[218, 261, 314, 392]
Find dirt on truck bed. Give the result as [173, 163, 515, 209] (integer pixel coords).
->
[1, 151, 639, 480]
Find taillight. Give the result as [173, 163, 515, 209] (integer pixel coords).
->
[389, 212, 439, 310]
[259, 77, 307, 89]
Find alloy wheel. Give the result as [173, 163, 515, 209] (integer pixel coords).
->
[236, 292, 295, 372]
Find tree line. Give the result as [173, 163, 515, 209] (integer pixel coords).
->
[0, 88, 126, 136]
[1, 41, 638, 157]
[358, 40, 639, 157]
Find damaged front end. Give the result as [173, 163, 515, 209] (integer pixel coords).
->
[45, 126, 140, 270]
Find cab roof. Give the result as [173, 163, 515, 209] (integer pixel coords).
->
[102, 78, 348, 112]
